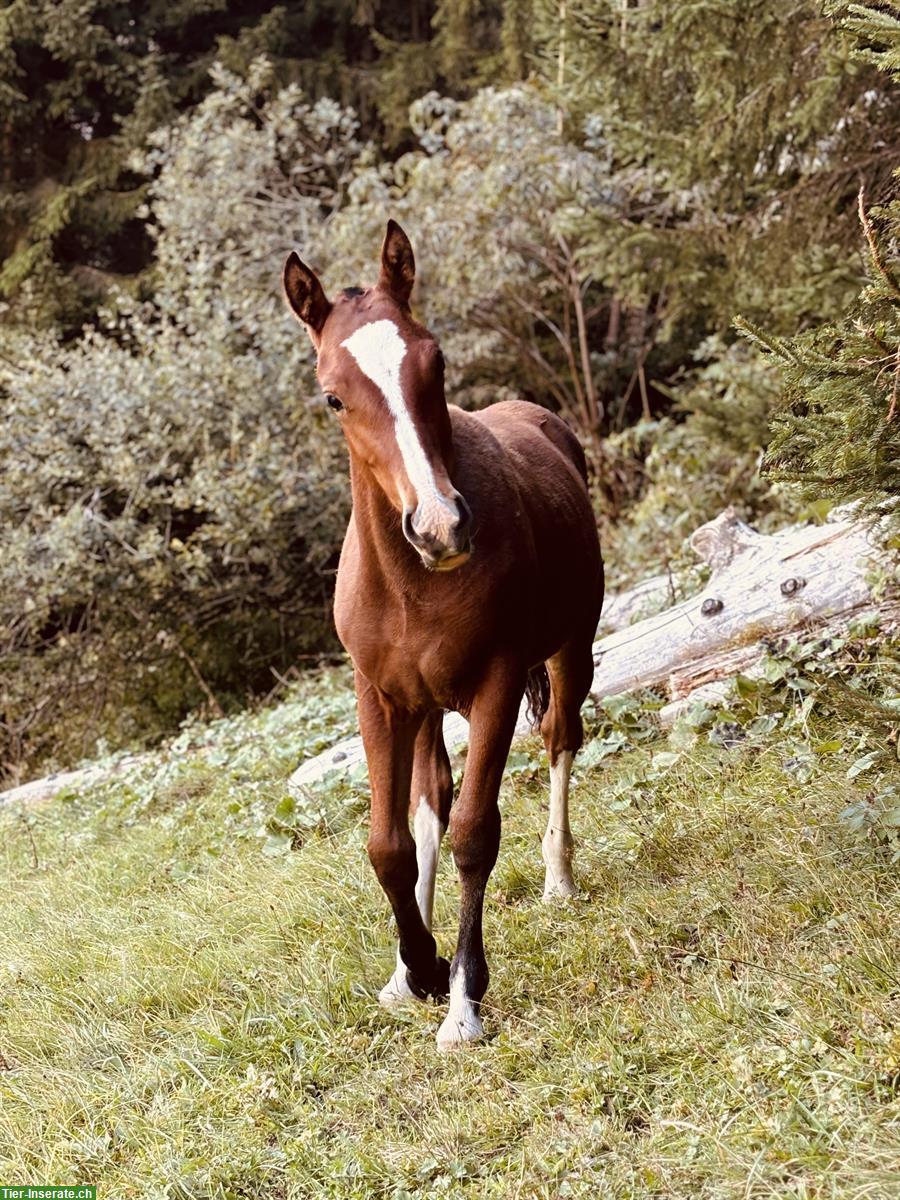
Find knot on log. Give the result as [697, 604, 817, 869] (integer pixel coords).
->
[780, 576, 807, 596]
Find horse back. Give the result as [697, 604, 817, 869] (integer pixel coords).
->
[476, 400, 590, 486]
[454, 400, 604, 653]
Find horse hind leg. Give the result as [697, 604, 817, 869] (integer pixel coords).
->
[540, 637, 594, 900]
[379, 710, 452, 1007]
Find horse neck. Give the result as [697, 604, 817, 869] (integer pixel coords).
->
[348, 454, 421, 595]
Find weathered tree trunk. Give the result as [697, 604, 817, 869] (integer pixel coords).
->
[285, 506, 893, 792]
[2, 508, 893, 809]
[591, 506, 893, 710]
[0, 755, 146, 810]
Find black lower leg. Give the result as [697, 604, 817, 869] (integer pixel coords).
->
[368, 837, 449, 999]
[451, 878, 489, 1009]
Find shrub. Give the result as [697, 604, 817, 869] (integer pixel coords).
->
[0, 62, 360, 782]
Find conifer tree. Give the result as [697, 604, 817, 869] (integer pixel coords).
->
[0, 0, 446, 330]
[737, 2, 900, 537]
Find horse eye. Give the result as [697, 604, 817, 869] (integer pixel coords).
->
[325, 393, 344, 412]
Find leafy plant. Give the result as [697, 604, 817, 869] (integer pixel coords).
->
[841, 784, 900, 860]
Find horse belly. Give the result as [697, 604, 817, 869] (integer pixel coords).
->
[519, 488, 603, 664]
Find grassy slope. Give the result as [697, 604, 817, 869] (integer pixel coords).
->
[1, 668, 899, 1199]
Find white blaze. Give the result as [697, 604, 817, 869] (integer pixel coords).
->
[341, 319, 456, 539]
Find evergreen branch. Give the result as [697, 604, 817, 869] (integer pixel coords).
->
[845, 2, 900, 25]
[844, 3, 900, 36]
[858, 185, 900, 302]
[733, 316, 801, 365]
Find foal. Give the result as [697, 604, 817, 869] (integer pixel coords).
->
[283, 222, 603, 1048]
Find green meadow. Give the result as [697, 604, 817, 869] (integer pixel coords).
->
[2, 662, 899, 1199]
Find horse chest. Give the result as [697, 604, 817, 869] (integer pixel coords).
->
[337, 581, 495, 710]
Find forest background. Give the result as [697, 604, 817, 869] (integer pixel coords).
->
[2, 0, 899, 786]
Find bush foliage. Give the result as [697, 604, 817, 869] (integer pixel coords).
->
[2, 2, 900, 781]
[0, 64, 357, 776]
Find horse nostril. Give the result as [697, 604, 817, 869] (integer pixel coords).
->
[454, 493, 472, 539]
[403, 508, 437, 551]
[402, 508, 418, 546]
[403, 496, 472, 564]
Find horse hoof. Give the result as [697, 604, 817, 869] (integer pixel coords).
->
[378, 968, 420, 1008]
[405, 955, 451, 1003]
[436, 1011, 485, 1051]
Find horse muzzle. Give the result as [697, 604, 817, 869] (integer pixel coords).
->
[429, 547, 472, 572]
[402, 493, 472, 572]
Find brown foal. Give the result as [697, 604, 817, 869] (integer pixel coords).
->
[283, 221, 603, 1048]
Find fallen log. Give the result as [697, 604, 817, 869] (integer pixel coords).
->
[287, 506, 893, 793]
[590, 505, 893, 707]
[1, 507, 893, 808]
[0, 754, 148, 811]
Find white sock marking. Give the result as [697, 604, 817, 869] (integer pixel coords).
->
[341, 319, 457, 540]
[542, 750, 577, 899]
[378, 794, 445, 1008]
[413, 795, 443, 929]
[436, 964, 484, 1049]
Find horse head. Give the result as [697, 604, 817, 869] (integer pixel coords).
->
[283, 221, 472, 571]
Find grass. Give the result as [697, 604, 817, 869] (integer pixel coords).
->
[1, 665, 899, 1198]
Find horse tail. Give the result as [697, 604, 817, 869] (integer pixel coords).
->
[525, 663, 551, 732]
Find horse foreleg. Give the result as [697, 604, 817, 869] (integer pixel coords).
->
[357, 677, 450, 1005]
[437, 662, 522, 1050]
[379, 710, 452, 1006]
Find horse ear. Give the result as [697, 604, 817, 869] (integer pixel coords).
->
[378, 219, 415, 306]
[283, 251, 331, 335]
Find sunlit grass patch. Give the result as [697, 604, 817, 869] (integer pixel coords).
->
[1, 670, 899, 1198]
